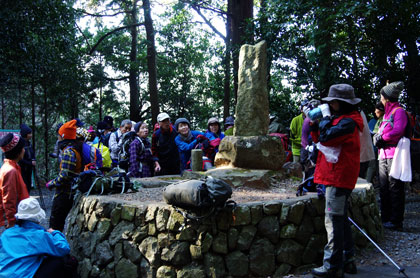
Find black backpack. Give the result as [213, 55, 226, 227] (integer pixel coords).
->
[118, 131, 143, 170]
[163, 176, 235, 220]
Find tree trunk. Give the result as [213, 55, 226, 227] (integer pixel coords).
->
[18, 82, 23, 126]
[1, 92, 4, 129]
[230, 0, 253, 104]
[223, 6, 232, 120]
[143, 0, 159, 125]
[402, 37, 420, 113]
[129, 0, 140, 122]
[31, 80, 36, 151]
[43, 84, 49, 179]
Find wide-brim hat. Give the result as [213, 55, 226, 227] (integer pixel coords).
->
[15, 197, 46, 223]
[322, 84, 361, 105]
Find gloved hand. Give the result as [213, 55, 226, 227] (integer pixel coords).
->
[373, 133, 385, 149]
[196, 134, 207, 143]
[46, 180, 54, 190]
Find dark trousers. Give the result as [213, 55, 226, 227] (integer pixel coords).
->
[378, 158, 405, 225]
[34, 255, 78, 278]
[50, 191, 74, 232]
[21, 165, 33, 193]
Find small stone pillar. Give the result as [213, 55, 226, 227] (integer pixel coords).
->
[234, 40, 269, 136]
[191, 149, 203, 171]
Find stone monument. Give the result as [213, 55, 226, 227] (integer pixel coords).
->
[214, 41, 285, 171]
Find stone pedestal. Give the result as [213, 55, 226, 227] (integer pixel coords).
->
[214, 136, 285, 170]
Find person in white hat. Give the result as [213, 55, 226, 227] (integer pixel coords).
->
[0, 197, 76, 278]
[151, 112, 180, 175]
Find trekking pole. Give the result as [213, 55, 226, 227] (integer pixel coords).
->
[348, 217, 409, 278]
[34, 167, 46, 211]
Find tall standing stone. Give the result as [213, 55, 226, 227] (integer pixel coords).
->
[234, 40, 269, 136]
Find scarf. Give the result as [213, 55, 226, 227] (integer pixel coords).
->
[179, 130, 193, 142]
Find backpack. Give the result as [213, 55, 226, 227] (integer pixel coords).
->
[82, 143, 103, 171]
[73, 168, 135, 196]
[93, 142, 112, 168]
[269, 133, 292, 162]
[118, 131, 143, 170]
[163, 176, 235, 220]
[102, 132, 112, 147]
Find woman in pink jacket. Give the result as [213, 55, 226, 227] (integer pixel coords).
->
[374, 81, 408, 231]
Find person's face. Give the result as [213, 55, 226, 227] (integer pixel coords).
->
[178, 122, 190, 136]
[375, 109, 384, 119]
[26, 133, 33, 140]
[209, 123, 219, 134]
[380, 94, 388, 106]
[159, 119, 170, 131]
[120, 124, 132, 134]
[137, 123, 149, 138]
[328, 100, 340, 113]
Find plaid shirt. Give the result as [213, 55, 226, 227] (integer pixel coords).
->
[128, 137, 153, 178]
[49, 147, 79, 190]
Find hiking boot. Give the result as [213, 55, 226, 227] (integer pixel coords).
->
[344, 261, 357, 274]
[311, 265, 344, 278]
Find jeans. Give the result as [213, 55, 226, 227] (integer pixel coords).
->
[378, 158, 405, 224]
[323, 186, 354, 270]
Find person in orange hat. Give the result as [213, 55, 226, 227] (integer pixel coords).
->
[46, 119, 84, 232]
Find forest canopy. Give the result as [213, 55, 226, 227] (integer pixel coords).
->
[1, 0, 419, 178]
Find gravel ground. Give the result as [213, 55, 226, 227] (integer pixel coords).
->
[22, 179, 420, 274]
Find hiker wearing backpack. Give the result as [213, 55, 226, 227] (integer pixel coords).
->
[174, 118, 207, 173]
[75, 127, 103, 171]
[373, 81, 408, 231]
[152, 112, 180, 175]
[310, 84, 363, 278]
[128, 122, 158, 178]
[46, 120, 84, 232]
[109, 119, 132, 167]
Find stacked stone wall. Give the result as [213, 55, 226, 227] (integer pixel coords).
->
[67, 184, 382, 278]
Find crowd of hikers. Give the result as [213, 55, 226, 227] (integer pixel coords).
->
[1, 80, 420, 277]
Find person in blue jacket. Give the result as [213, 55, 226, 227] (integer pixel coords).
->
[174, 118, 205, 172]
[0, 197, 75, 278]
[204, 117, 225, 142]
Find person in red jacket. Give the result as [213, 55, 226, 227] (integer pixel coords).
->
[310, 84, 363, 278]
[0, 133, 30, 230]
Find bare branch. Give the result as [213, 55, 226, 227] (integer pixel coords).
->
[89, 22, 145, 55]
[191, 5, 225, 40]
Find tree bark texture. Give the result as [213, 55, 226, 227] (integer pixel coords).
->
[129, 0, 140, 122]
[143, 0, 159, 125]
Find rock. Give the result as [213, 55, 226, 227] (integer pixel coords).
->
[196, 232, 213, 253]
[280, 224, 298, 238]
[249, 238, 275, 276]
[176, 226, 196, 241]
[257, 216, 280, 243]
[121, 205, 136, 222]
[139, 236, 161, 267]
[282, 161, 303, 179]
[156, 208, 170, 231]
[232, 205, 251, 226]
[161, 241, 191, 266]
[311, 198, 325, 216]
[295, 215, 314, 245]
[158, 232, 175, 249]
[115, 258, 138, 278]
[249, 203, 263, 225]
[288, 201, 305, 225]
[109, 221, 135, 246]
[190, 245, 202, 260]
[228, 228, 239, 250]
[202, 167, 275, 188]
[87, 213, 98, 232]
[214, 136, 285, 170]
[95, 241, 113, 266]
[276, 239, 304, 266]
[146, 205, 158, 222]
[123, 240, 142, 263]
[204, 253, 225, 278]
[90, 265, 101, 277]
[167, 210, 185, 231]
[313, 216, 325, 233]
[110, 206, 122, 226]
[263, 201, 282, 215]
[157, 265, 176, 278]
[140, 259, 156, 278]
[96, 218, 112, 241]
[212, 232, 228, 254]
[177, 265, 206, 278]
[79, 231, 97, 258]
[237, 225, 257, 250]
[235, 40, 269, 136]
[95, 201, 115, 218]
[302, 234, 326, 264]
[216, 210, 231, 231]
[132, 225, 148, 243]
[114, 243, 123, 262]
[79, 258, 92, 278]
[225, 251, 249, 276]
[134, 205, 148, 227]
[274, 264, 292, 277]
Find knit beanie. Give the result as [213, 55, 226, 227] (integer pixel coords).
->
[15, 197, 46, 223]
[104, 116, 114, 128]
[224, 116, 235, 126]
[0, 133, 25, 154]
[380, 81, 404, 100]
[134, 121, 144, 133]
[20, 124, 32, 138]
[97, 121, 108, 131]
[59, 120, 77, 140]
[174, 118, 190, 132]
[76, 127, 90, 140]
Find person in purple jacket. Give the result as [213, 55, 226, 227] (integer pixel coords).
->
[374, 81, 408, 231]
